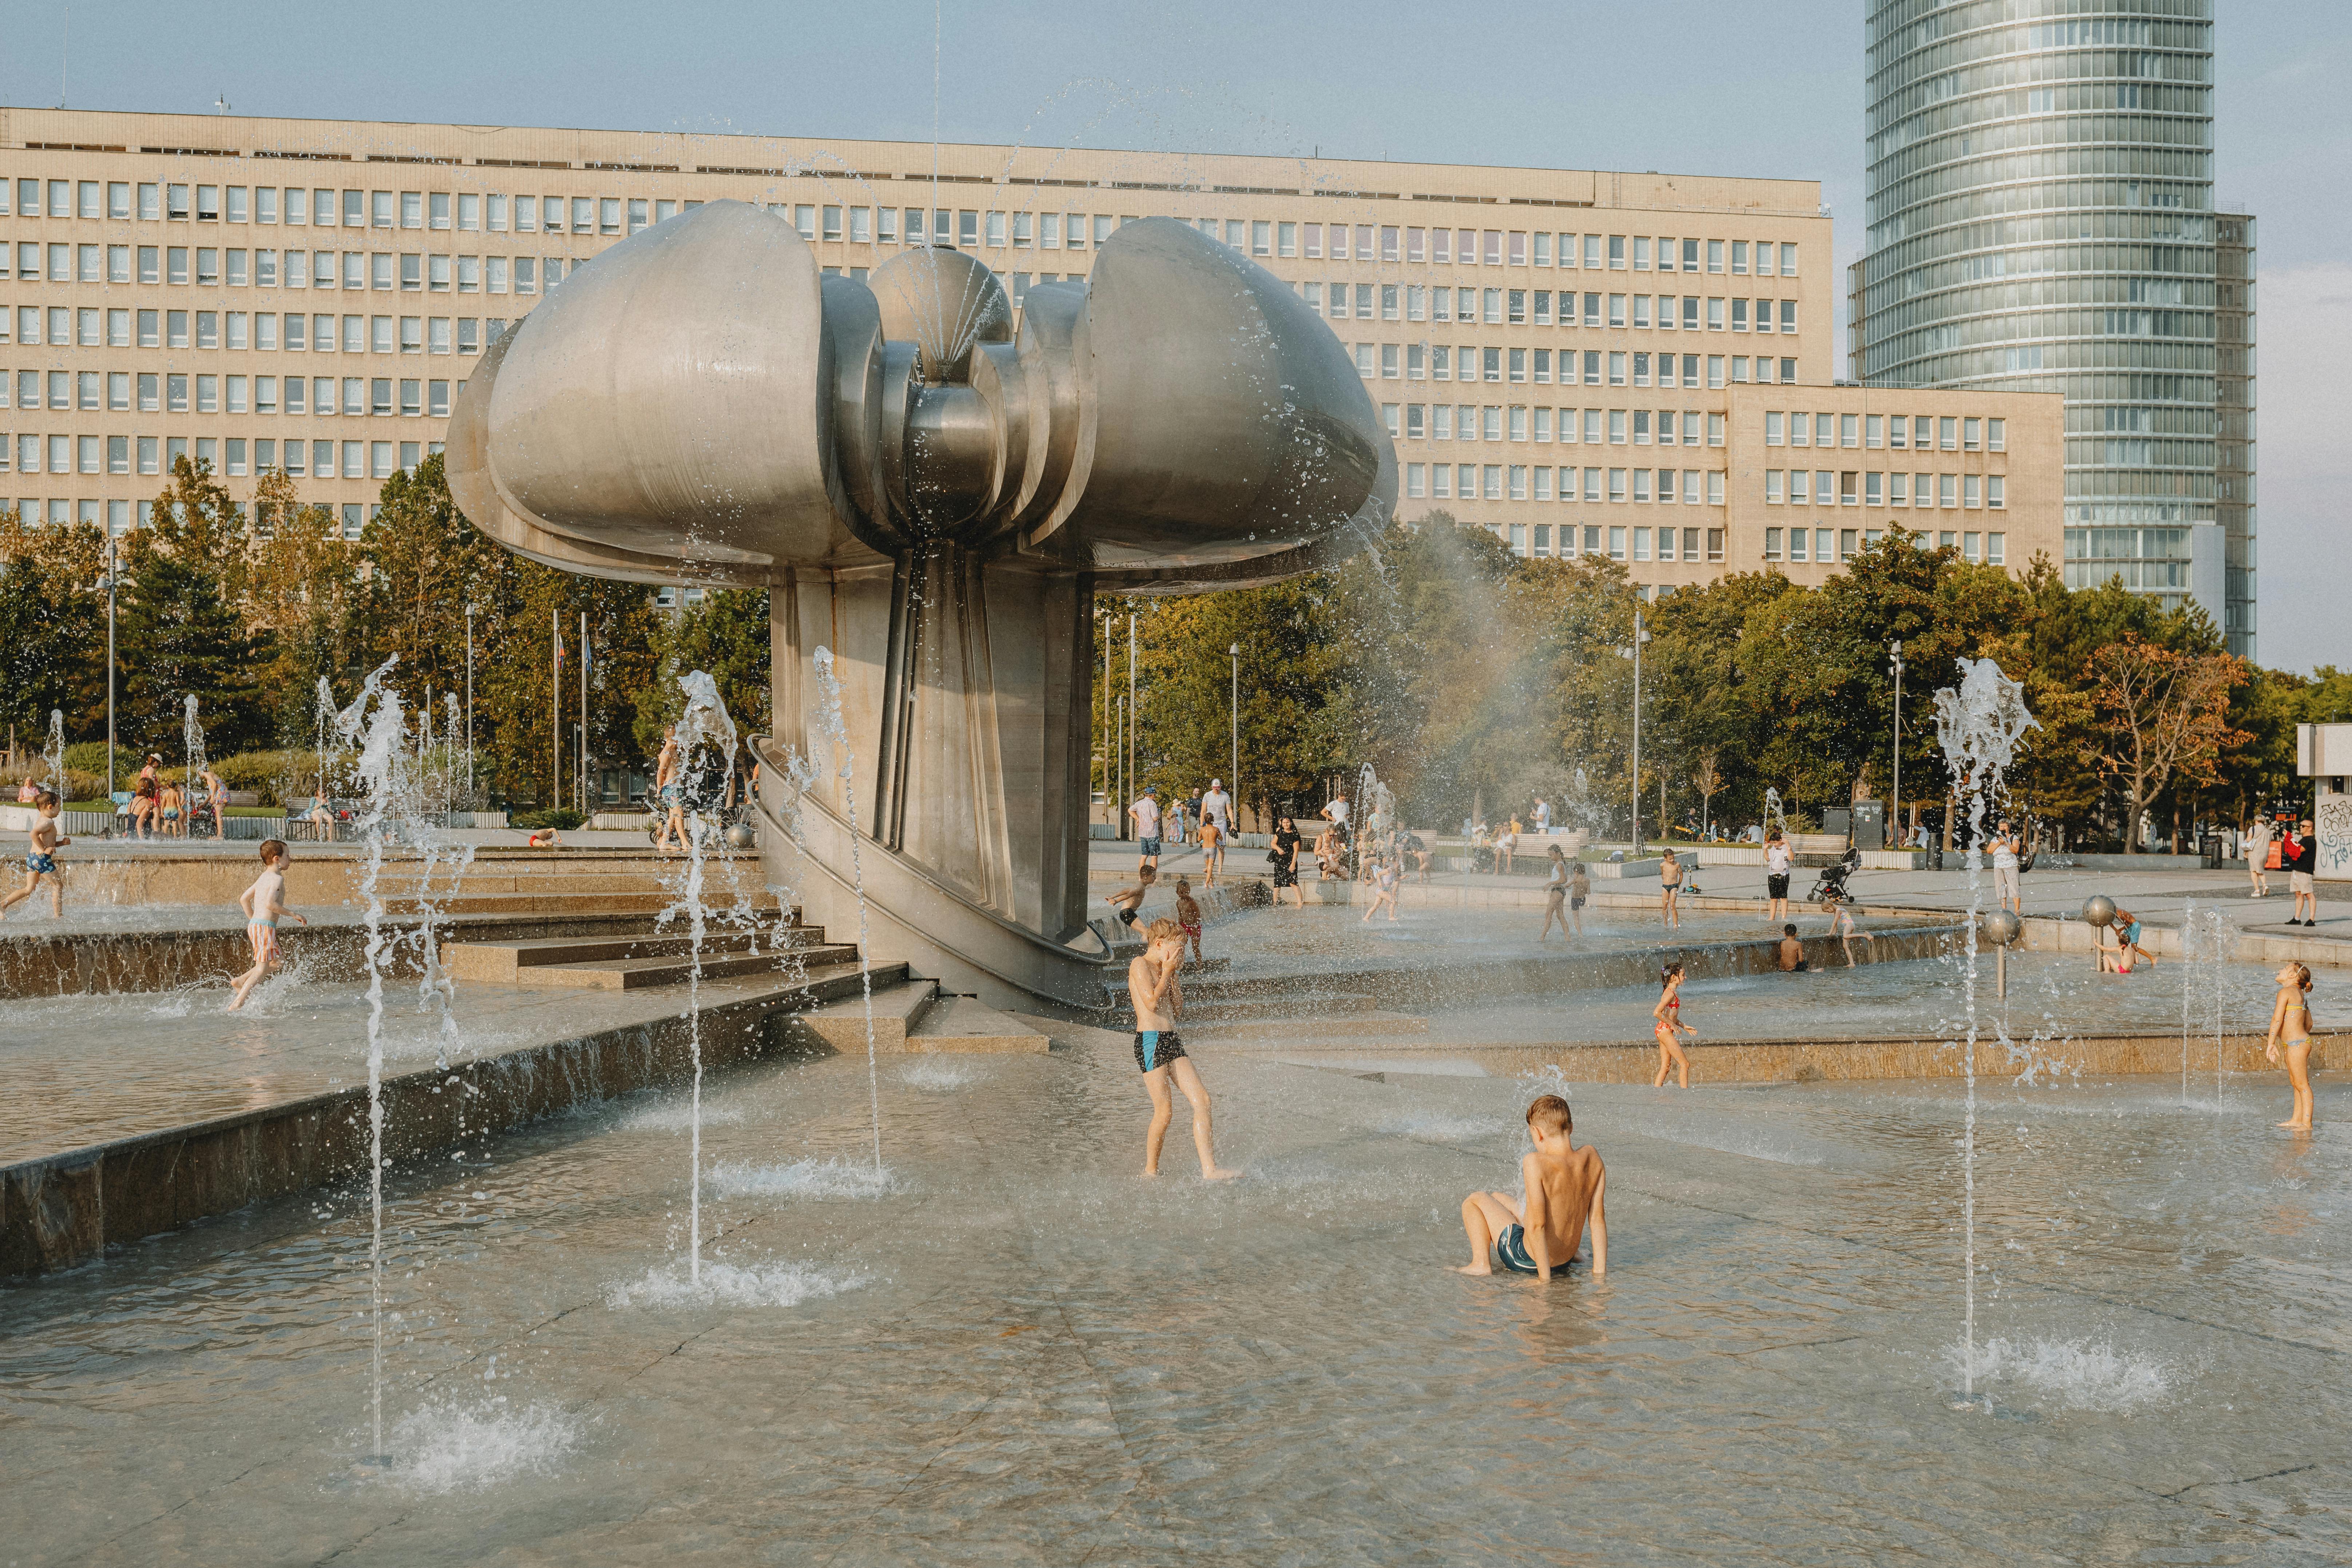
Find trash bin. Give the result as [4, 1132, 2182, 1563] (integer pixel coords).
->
[2199, 832, 2222, 869]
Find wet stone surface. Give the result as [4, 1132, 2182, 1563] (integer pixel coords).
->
[1, 1019, 2347, 1565]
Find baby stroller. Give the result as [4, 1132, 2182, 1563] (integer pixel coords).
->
[1807, 846, 1861, 906]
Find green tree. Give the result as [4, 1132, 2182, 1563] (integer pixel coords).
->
[118, 457, 267, 756]
[0, 510, 106, 750]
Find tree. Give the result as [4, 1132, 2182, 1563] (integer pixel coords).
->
[2091, 636, 2250, 851]
[0, 510, 106, 750]
[247, 469, 358, 747]
[631, 589, 771, 756]
[117, 457, 268, 756]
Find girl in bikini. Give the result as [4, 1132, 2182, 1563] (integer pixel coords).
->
[1538, 844, 1571, 942]
[1652, 959, 1696, 1089]
[2265, 961, 2317, 1131]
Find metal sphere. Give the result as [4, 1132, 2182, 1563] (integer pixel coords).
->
[723, 822, 757, 851]
[2081, 895, 2117, 929]
[1981, 908, 2023, 947]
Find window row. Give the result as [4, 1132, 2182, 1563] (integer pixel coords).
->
[1498, 523, 1727, 563]
[4, 309, 503, 354]
[1308, 282, 1798, 334]
[2, 431, 444, 481]
[3, 242, 576, 292]
[1355, 346, 1800, 389]
[1386, 405, 1727, 446]
[1763, 471, 2007, 509]
[6, 369, 460, 415]
[1767, 527, 2006, 568]
[1175, 221, 1798, 275]
[1765, 412, 2007, 451]
[3, 180, 661, 236]
[2, 494, 405, 539]
[1403, 464, 1727, 506]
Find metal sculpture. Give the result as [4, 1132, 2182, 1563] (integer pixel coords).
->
[448, 202, 1394, 1001]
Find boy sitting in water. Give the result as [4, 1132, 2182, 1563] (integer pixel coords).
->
[1128, 916, 1239, 1180]
[1456, 1094, 1606, 1279]
[1775, 923, 1809, 973]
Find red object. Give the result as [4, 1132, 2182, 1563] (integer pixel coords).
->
[2268, 840, 2285, 870]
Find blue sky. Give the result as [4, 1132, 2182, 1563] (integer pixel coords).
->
[7, 1, 2344, 670]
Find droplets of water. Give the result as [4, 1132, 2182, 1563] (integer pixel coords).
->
[1948, 1336, 2176, 1413]
[374, 1398, 583, 1492]
[707, 1158, 902, 1200]
[606, 1260, 869, 1311]
[809, 646, 884, 1174]
[665, 669, 740, 1286]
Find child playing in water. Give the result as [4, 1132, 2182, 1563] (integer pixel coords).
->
[526, 826, 563, 849]
[1824, 894, 1875, 967]
[1775, 924, 1808, 973]
[2101, 905, 2155, 974]
[229, 839, 307, 1009]
[1659, 846, 1684, 930]
[1569, 859, 1589, 937]
[1362, 854, 1402, 922]
[1174, 875, 1205, 963]
[1198, 815, 1223, 886]
[2265, 961, 2317, 1130]
[0, 791, 68, 920]
[1539, 844, 1571, 941]
[1105, 864, 1156, 933]
[1653, 959, 1696, 1088]
[1454, 1094, 1607, 1279]
[1128, 916, 1239, 1179]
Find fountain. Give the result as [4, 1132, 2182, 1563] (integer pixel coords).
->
[666, 668, 738, 1282]
[807, 647, 883, 1172]
[1929, 655, 2038, 1409]
[182, 695, 206, 831]
[42, 706, 65, 807]
[446, 205, 1392, 1006]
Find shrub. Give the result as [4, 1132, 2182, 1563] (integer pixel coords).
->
[510, 807, 586, 831]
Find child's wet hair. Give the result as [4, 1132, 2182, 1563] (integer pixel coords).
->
[1144, 916, 1183, 945]
[2288, 961, 2313, 994]
[35, 789, 58, 811]
[1175, 876, 1191, 894]
[1526, 1094, 1572, 1135]
[1783, 923, 1798, 936]
[1138, 864, 1157, 882]
[258, 839, 288, 864]
[1660, 959, 1685, 986]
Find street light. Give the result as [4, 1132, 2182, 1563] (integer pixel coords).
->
[103, 535, 119, 822]
[464, 603, 476, 813]
[1616, 609, 1651, 851]
[1889, 640, 1904, 851]
[1229, 641, 1240, 827]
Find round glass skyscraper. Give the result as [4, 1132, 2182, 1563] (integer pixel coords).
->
[1852, 2, 2247, 648]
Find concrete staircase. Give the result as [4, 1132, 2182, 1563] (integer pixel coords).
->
[442, 912, 1050, 1053]
[376, 847, 779, 919]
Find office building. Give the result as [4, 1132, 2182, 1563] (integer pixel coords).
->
[1, 106, 2060, 594]
[1851, 2, 2252, 653]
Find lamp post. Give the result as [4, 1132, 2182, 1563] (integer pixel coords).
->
[1229, 641, 1240, 829]
[1889, 640, 1904, 850]
[1126, 611, 1137, 822]
[1618, 609, 1650, 851]
[103, 535, 118, 821]
[464, 604, 475, 811]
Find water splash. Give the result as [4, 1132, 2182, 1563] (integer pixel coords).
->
[707, 1157, 902, 1200]
[809, 646, 883, 1173]
[1930, 656, 2038, 1409]
[42, 708, 64, 807]
[607, 1259, 868, 1310]
[1949, 1336, 2175, 1412]
[182, 695, 206, 830]
[376, 1398, 582, 1492]
[333, 655, 405, 1460]
[667, 669, 738, 1284]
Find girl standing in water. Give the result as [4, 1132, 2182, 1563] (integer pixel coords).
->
[1652, 959, 1696, 1089]
[2265, 961, 2317, 1131]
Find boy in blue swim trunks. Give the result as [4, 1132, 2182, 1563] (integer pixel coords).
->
[1128, 917, 1239, 1180]
[1455, 1094, 1607, 1279]
[0, 791, 68, 921]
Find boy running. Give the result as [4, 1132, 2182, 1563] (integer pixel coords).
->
[230, 839, 308, 1009]
[1128, 917, 1239, 1179]
[1456, 1094, 1607, 1279]
[1105, 864, 1157, 932]
[0, 791, 68, 920]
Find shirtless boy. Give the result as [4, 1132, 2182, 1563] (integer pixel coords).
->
[0, 791, 68, 920]
[1128, 917, 1239, 1179]
[229, 839, 308, 1009]
[1198, 815, 1224, 886]
[1456, 1094, 1607, 1279]
[1174, 876, 1206, 963]
[1775, 923, 1808, 973]
[1105, 864, 1156, 932]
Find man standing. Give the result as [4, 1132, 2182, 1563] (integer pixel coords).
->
[1764, 829, 1793, 924]
[1200, 778, 1232, 837]
[2287, 817, 2319, 927]
[1534, 797, 1552, 836]
[1130, 785, 1163, 873]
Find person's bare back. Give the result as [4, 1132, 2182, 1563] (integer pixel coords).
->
[1457, 1095, 1607, 1278]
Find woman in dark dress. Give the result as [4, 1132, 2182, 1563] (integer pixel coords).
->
[1270, 816, 1304, 907]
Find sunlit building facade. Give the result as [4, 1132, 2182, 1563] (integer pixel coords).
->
[1851, 1, 2252, 653]
[1, 105, 2059, 597]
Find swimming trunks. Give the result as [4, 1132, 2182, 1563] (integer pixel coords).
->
[26, 852, 56, 874]
[1570, 895, 1587, 910]
[247, 920, 279, 964]
[1179, 921, 1201, 937]
[1132, 1030, 1187, 1073]
[1495, 1223, 1571, 1277]
[1116, 906, 1139, 927]
[1767, 874, 1790, 899]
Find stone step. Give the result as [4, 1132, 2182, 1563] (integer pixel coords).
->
[443, 927, 830, 984]
[503, 942, 862, 990]
[380, 891, 782, 918]
[1185, 1010, 1431, 1041]
[1171, 990, 1385, 1023]
[906, 994, 1052, 1054]
[775, 973, 937, 1053]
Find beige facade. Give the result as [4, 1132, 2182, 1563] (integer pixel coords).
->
[0, 105, 2057, 586]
